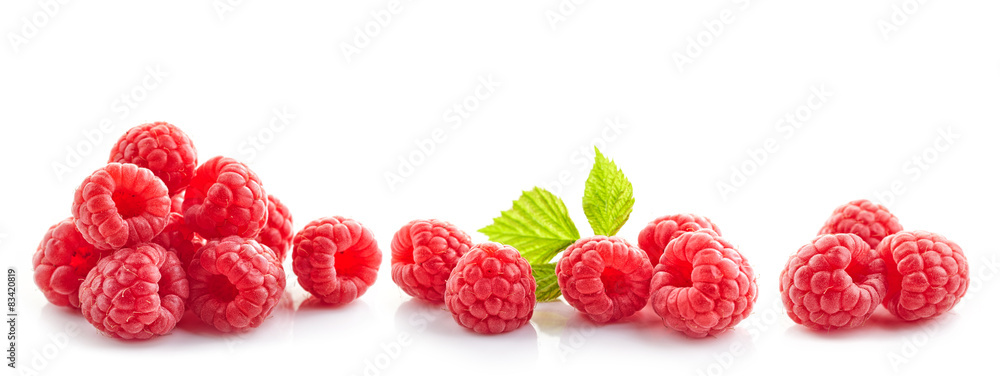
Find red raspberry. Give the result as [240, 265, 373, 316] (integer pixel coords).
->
[187, 236, 285, 332]
[182, 156, 268, 239]
[638, 214, 721, 267]
[650, 230, 757, 337]
[292, 217, 381, 305]
[256, 195, 293, 263]
[819, 199, 903, 249]
[171, 193, 184, 214]
[32, 218, 105, 308]
[445, 242, 535, 334]
[151, 212, 206, 268]
[109, 122, 198, 196]
[556, 236, 652, 323]
[877, 231, 969, 321]
[72, 163, 171, 250]
[78, 243, 188, 340]
[391, 219, 472, 303]
[779, 233, 885, 330]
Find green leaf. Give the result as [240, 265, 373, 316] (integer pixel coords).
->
[582, 147, 634, 236]
[479, 187, 581, 265]
[531, 262, 561, 302]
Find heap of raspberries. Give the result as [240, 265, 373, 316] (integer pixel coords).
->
[635, 216, 758, 337]
[780, 199, 970, 331]
[386, 214, 757, 337]
[33, 125, 971, 343]
[390, 220, 536, 335]
[33, 122, 292, 339]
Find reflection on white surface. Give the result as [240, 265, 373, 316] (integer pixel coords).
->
[14, 248, 997, 376]
[388, 299, 540, 374]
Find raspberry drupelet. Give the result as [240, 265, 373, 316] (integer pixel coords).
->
[256, 194, 294, 263]
[150, 212, 205, 268]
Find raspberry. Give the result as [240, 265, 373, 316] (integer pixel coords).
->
[779, 233, 886, 330]
[638, 214, 721, 267]
[292, 217, 381, 305]
[877, 231, 969, 321]
[171, 193, 184, 214]
[819, 199, 903, 249]
[151, 212, 206, 268]
[650, 230, 757, 337]
[78, 243, 188, 340]
[32, 218, 105, 308]
[391, 219, 472, 303]
[445, 242, 535, 334]
[182, 156, 268, 239]
[187, 236, 285, 332]
[556, 236, 652, 323]
[72, 163, 171, 250]
[109, 122, 198, 196]
[256, 195, 293, 263]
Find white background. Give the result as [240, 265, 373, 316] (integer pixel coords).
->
[2, 1, 999, 375]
